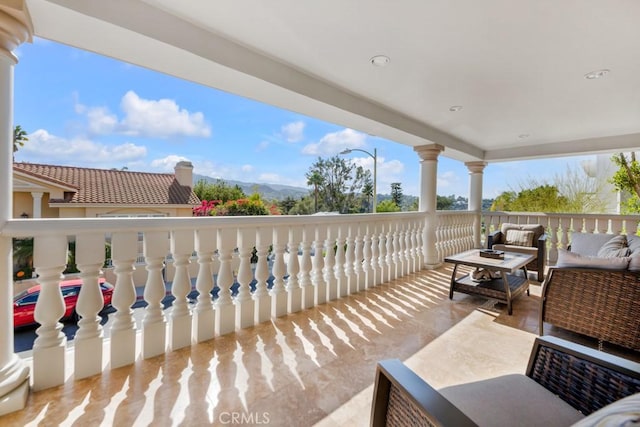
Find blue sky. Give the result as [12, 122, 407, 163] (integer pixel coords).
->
[12, 38, 591, 198]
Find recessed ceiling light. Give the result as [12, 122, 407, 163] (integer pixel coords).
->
[449, 105, 463, 112]
[584, 69, 610, 80]
[370, 55, 390, 67]
[518, 134, 529, 139]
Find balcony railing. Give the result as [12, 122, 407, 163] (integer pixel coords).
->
[6, 209, 637, 394]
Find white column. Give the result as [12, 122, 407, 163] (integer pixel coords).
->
[0, 2, 31, 414]
[414, 144, 444, 268]
[30, 191, 43, 218]
[466, 161, 487, 248]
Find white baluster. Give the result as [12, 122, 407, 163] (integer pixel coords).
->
[193, 228, 216, 343]
[313, 224, 327, 305]
[286, 226, 303, 313]
[254, 227, 271, 324]
[74, 233, 106, 380]
[398, 224, 407, 276]
[216, 228, 236, 335]
[335, 225, 348, 297]
[270, 226, 288, 317]
[354, 224, 365, 292]
[416, 218, 425, 269]
[378, 223, 388, 284]
[391, 223, 401, 280]
[410, 220, 419, 272]
[362, 225, 373, 288]
[235, 228, 255, 330]
[344, 226, 356, 294]
[168, 229, 193, 350]
[32, 235, 68, 391]
[385, 225, 394, 282]
[299, 226, 314, 309]
[324, 225, 338, 300]
[370, 223, 381, 285]
[142, 231, 169, 359]
[110, 232, 138, 369]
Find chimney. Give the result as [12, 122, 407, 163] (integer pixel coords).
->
[174, 161, 193, 187]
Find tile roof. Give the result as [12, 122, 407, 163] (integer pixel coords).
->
[13, 163, 200, 205]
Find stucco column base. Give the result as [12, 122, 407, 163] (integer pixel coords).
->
[422, 262, 443, 270]
[0, 355, 30, 416]
[0, 379, 28, 416]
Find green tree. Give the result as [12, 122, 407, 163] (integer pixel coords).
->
[306, 170, 324, 213]
[610, 152, 640, 213]
[13, 125, 28, 158]
[278, 196, 298, 215]
[193, 179, 246, 203]
[437, 194, 455, 210]
[289, 196, 315, 215]
[362, 178, 374, 212]
[305, 155, 370, 213]
[376, 199, 401, 212]
[390, 182, 403, 207]
[490, 185, 569, 212]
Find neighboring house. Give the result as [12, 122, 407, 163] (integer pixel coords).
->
[12, 161, 199, 218]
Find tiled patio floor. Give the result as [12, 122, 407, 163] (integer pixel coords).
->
[1, 264, 636, 426]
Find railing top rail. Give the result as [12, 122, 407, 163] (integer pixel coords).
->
[482, 211, 640, 221]
[0, 211, 426, 238]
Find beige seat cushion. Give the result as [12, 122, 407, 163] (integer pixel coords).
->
[440, 374, 583, 427]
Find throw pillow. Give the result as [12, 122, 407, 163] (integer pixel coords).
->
[505, 229, 534, 247]
[596, 234, 630, 258]
[569, 233, 622, 257]
[570, 392, 640, 427]
[556, 249, 631, 270]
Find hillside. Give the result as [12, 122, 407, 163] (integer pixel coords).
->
[193, 174, 309, 201]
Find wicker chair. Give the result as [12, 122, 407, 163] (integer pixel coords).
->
[370, 336, 640, 427]
[488, 223, 547, 282]
[540, 267, 640, 351]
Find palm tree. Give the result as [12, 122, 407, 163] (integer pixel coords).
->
[306, 171, 323, 213]
[13, 125, 28, 160]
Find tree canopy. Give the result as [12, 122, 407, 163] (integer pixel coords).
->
[193, 179, 246, 203]
[305, 155, 371, 213]
[610, 152, 640, 213]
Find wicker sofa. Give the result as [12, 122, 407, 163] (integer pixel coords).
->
[370, 336, 640, 427]
[540, 232, 640, 352]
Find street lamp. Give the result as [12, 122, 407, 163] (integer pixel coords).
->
[340, 147, 377, 213]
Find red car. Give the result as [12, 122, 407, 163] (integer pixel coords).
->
[13, 278, 114, 328]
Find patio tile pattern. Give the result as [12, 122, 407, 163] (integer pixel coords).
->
[1, 264, 636, 426]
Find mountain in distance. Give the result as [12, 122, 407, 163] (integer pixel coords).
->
[193, 174, 309, 201]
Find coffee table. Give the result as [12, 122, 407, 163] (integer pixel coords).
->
[444, 249, 535, 315]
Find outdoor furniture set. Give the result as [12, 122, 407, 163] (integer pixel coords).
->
[370, 226, 640, 426]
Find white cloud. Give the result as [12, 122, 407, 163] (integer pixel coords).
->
[437, 170, 461, 190]
[241, 164, 254, 172]
[150, 155, 190, 172]
[302, 128, 367, 155]
[17, 129, 147, 165]
[120, 91, 211, 138]
[86, 106, 118, 134]
[281, 121, 305, 143]
[256, 140, 270, 151]
[77, 91, 211, 138]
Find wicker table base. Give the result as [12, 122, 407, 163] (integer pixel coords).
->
[445, 250, 534, 315]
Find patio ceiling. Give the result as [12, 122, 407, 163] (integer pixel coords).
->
[25, 0, 640, 163]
